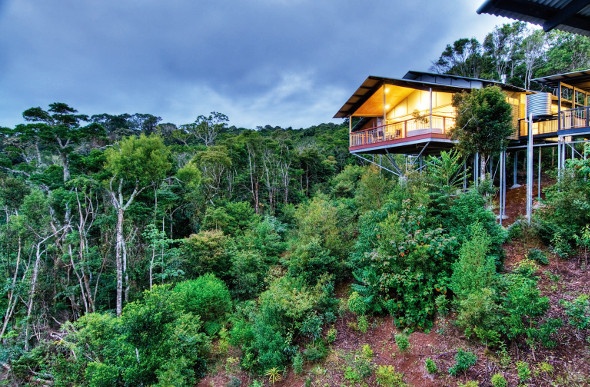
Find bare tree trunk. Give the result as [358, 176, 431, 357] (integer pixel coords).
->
[115, 206, 124, 317]
[1, 237, 22, 338]
[109, 178, 141, 317]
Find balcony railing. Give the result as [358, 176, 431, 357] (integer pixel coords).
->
[350, 115, 455, 148]
[517, 107, 590, 137]
[561, 106, 590, 130]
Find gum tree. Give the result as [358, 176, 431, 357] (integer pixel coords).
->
[104, 134, 171, 316]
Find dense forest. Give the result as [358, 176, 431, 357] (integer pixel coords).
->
[0, 23, 590, 386]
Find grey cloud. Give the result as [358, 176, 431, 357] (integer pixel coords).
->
[0, 0, 507, 129]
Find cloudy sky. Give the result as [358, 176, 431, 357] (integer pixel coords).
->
[0, 0, 509, 129]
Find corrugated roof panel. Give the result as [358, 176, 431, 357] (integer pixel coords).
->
[478, 0, 590, 36]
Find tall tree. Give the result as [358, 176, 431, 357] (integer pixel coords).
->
[483, 22, 526, 81]
[521, 29, 547, 89]
[431, 38, 484, 78]
[104, 134, 172, 316]
[19, 103, 103, 183]
[181, 112, 229, 146]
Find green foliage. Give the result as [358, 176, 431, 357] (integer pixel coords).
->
[232, 275, 337, 372]
[425, 150, 467, 195]
[501, 272, 554, 343]
[455, 288, 503, 346]
[450, 222, 497, 300]
[448, 349, 477, 376]
[48, 285, 211, 386]
[352, 195, 456, 329]
[287, 237, 337, 286]
[516, 361, 531, 383]
[348, 291, 368, 315]
[394, 334, 410, 352]
[104, 133, 172, 186]
[451, 86, 514, 156]
[357, 315, 369, 334]
[491, 373, 507, 387]
[425, 358, 438, 374]
[535, 169, 590, 257]
[265, 367, 283, 384]
[202, 201, 259, 237]
[343, 345, 374, 382]
[292, 352, 304, 374]
[302, 340, 329, 362]
[173, 274, 232, 336]
[526, 248, 549, 265]
[181, 230, 231, 278]
[326, 327, 337, 343]
[375, 365, 407, 387]
[561, 294, 590, 331]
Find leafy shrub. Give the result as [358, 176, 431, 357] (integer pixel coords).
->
[233, 275, 337, 372]
[361, 344, 374, 359]
[458, 381, 479, 387]
[512, 259, 539, 278]
[561, 294, 590, 330]
[394, 334, 410, 352]
[375, 365, 406, 387]
[455, 287, 503, 347]
[326, 327, 337, 343]
[425, 358, 438, 374]
[49, 286, 211, 386]
[435, 294, 450, 316]
[174, 274, 232, 336]
[450, 222, 497, 300]
[448, 349, 477, 376]
[348, 291, 368, 315]
[287, 237, 338, 286]
[501, 273, 557, 345]
[229, 249, 268, 300]
[491, 373, 507, 387]
[303, 340, 328, 362]
[527, 248, 549, 265]
[536, 170, 590, 256]
[357, 315, 369, 334]
[292, 352, 304, 374]
[351, 197, 456, 329]
[516, 361, 531, 383]
[181, 230, 231, 278]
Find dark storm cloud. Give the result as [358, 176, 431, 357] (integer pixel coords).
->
[0, 0, 507, 129]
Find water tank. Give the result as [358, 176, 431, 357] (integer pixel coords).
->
[526, 92, 552, 118]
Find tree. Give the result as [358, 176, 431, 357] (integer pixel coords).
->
[482, 22, 526, 81]
[431, 38, 485, 78]
[19, 103, 103, 183]
[521, 29, 547, 89]
[451, 86, 514, 179]
[181, 112, 229, 146]
[104, 134, 172, 316]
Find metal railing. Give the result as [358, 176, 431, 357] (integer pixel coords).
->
[561, 106, 590, 130]
[350, 115, 455, 148]
[517, 107, 590, 137]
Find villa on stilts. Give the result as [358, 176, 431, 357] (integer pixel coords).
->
[334, 69, 590, 222]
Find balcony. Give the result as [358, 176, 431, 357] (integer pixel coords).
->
[561, 106, 590, 131]
[350, 115, 455, 151]
[516, 107, 590, 138]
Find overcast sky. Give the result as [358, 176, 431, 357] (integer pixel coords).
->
[0, 0, 510, 129]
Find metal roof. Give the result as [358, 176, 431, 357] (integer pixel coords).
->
[477, 0, 590, 36]
[533, 69, 590, 90]
[334, 72, 526, 118]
